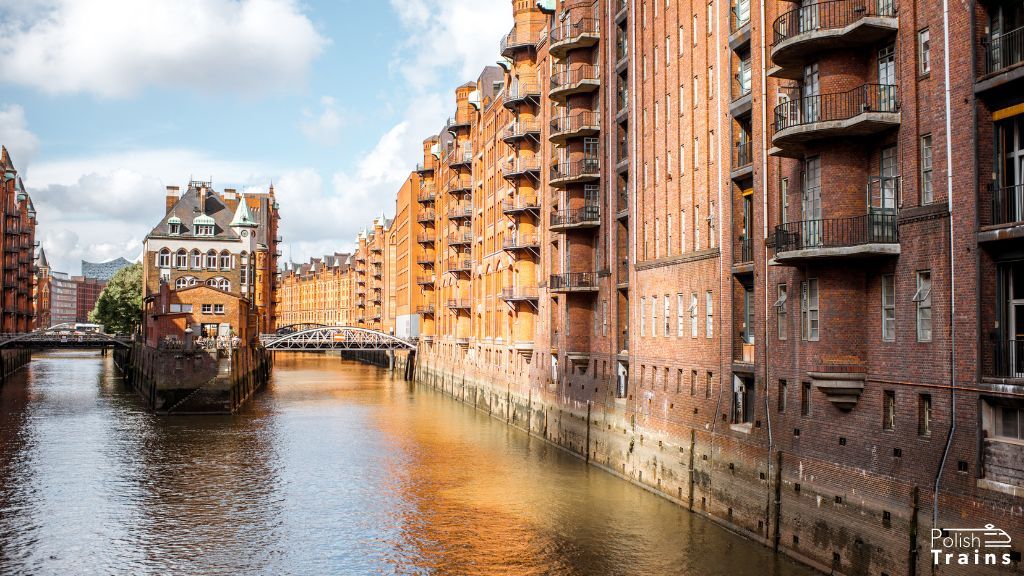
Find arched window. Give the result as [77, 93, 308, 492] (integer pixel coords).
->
[191, 249, 202, 270]
[175, 249, 188, 269]
[205, 250, 218, 269]
[206, 277, 231, 292]
[175, 276, 197, 289]
[219, 250, 231, 270]
[158, 248, 171, 268]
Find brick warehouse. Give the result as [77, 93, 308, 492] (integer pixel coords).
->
[0, 146, 37, 333]
[284, 0, 1023, 573]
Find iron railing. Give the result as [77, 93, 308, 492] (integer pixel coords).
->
[773, 84, 899, 132]
[505, 81, 541, 105]
[502, 196, 541, 213]
[733, 60, 752, 101]
[550, 272, 599, 290]
[447, 299, 472, 309]
[415, 162, 433, 173]
[500, 286, 540, 300]
[550, 65, 601, 92]
[616, 30, 629, 63]
[503, 233, 540, 249]
[550, 112, 601, 137]
[617, 83, 629, 113]
[735, 237, 754, 263]
[416, 233, 435, 243]
[733, 140, 753, 171]
[773, 213, 898, 253]
[501, 27, 539, 54]
[988, 339, 1024, 378]
[448, 176, 472, 193]
[552, 204, 601, 227]
[550, 157, 601, 182]
[417, 189, 436, 203]
[988, 183, 1024, 226]
[550, 17, 600, 47]
[416, 305, 435, 315]
[983, 25, 1024, 75]
[502, 159, 541, 178]
[503, 120, 541, 140]
[773, 0, 897, 45]
[416, 210, 435, 222]
[447, 205, 473, 219]
[448, 232, 473, 245]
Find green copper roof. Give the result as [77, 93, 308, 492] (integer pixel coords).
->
[536, 0, 556, 12]
[230, 196, 258, 227]
[193, 214, 215, 226]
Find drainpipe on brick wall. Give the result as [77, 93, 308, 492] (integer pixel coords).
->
[759, 0, 776, 534]
[629, 0, 638, 410]
[933, 0, 958, 528]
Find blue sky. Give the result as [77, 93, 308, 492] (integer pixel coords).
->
[0, 0, 512, 274]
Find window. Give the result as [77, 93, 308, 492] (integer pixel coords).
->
[213, 304, 225, 314]
[640, 297, 646, 336]
[918, 394, 932, 436]
[778, 380, 788, 412]
[694, 205, 701, 249]
[690, 293, 699, 338]
[168, 222, 180, 235]
[918, 28, 930, 75]
[991, 404, 1023, 440]
[705, 372, 713, 398]
[680, 208, 686, 251]
[920, 134, 933, 204]
[708, 67, 714, 99]
[602, 300, 608, 336]
[202, 304, 213, 314]
[205, 251, 218, 269]
[707, 1, 713, 34]
[690, 370, 697, 396]
[883, 390, 896, 430]
[705, 290, 714, 338]
[175, 249, 187, 269]
[654, 47, 658, 74]
[693, 14, 698, 45]
[677, 293, 685, 336]
[191, 250, 202, 270]
[914, 271, 932, 341]
[207, 277, 231, 292]
[801, 381, 811, 416]
[196, 225, 215, 236]
[651, 296, 658, 337]
[780, 177, 789, 225]
[733, 376, 754, 424]
[882, 274, 896, 341]
[220, 251, 232, 270]
[174, 276, 197, 289]
[800, 279, 819, 341]
[775, 284, 788, 340]
[693, 76, 699, 107]
[667, 213, 673, 253]
[664, 295, 671, 335]
[679, 26, 685, 54]
[665, 36, 671, 66]
[158, 249, 171, 268]
[643, 56, 648, 79]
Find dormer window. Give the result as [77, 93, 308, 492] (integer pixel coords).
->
[193, 214, 216, 236]
[196, 225, 215, 236]
[167, 216, 182, 236]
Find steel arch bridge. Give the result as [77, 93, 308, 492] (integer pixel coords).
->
[274, 323, 329, 335]
[0, 324, 132, 349]
[259, 326, 415, 351]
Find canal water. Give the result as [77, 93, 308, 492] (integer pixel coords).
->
[0, 352, 818, 576]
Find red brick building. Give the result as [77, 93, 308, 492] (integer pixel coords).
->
[73, 276, 106, 323]
[0, 146, 37, 333]
[143, 284, 258, 349]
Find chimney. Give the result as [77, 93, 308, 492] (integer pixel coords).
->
[198, 186, 207, 214]
[165, 186, 180, 214]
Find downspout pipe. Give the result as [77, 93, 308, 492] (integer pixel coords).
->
[933, 0, 958, 528]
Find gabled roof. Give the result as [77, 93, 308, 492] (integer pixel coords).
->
[148, 185, 240, 241]
[37, 246, 49, 269]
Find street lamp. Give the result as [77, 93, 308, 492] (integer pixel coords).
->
[184, 326, 194, 352]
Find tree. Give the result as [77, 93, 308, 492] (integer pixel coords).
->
[89, 263, 142, 334]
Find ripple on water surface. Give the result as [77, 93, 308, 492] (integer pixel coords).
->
[0, 351, 818, 576]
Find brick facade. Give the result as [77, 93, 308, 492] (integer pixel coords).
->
[0, 147, 37, 333]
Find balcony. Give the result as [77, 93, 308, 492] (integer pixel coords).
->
[417, 188, 436, 203]
[416, 210, 436, 223]
[416, 253, 435, 266]
[504, 81, 541, 108]
[550, 17, 600, 58]
[978, 26, 1024, 96]
[448, 232, 473, 246]
[502, 120, 541, 144]
[415, 162, 434, 175]
[502, 159, 541, 180]
[551, 204, 601, 231]
[734, 237, 754, 265]
[501, 26, 539, 57]
[502, 233, 541, 252]
[617, 186, 629, 219]
[550, 157, 600, 187]
[502, 195, 541, 215]
[416, 233, 435, 245]
[445, 114, 472, 133]
[416, 275, 435, 286]
[770, 0, 898, 78]
[732, 140, 753, 180]
[355, 298, 367, 308]
[549, 112, 601, 144]
[447, 205, 473, 221]
[979, 183, 1024, 242]
[499, 286, 540, 302]
[986, 339, 1024, 379]
[416, 305, 435, 316]
[450, 149, 473, 170]
[771, 84, 900, 153]
[550, 65, 600, 101]
[730, 0, 752, 49]
[772, 213, 899, 264]
[447, 299, 472, 311]
[549, 272, 599, 293]
[730, 62, 753, 117]
[448, 176, 472, 195]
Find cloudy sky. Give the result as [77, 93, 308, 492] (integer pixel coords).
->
[0, 0, 511, 274]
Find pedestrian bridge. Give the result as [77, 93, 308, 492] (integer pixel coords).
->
[0, 326, 132, 349]
[259, 326, 416, 352]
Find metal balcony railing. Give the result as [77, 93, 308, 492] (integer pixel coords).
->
[734, 237, 754, 264]
[502, 195, 541, 213]
[447, 299, 472, 309]
[733, 61, 752, 101]
[415, 162, 433, 173]
[503, 233, 540, 249]
[505, 81, 542, 105]
[773, 84, 899, 133]
[449, 176, 472, 193]
[984, 26, 1024, 75]
[448, 232, 473, 245]
[550, 112, 601, 137]
[447, 205, 473, 219]
[550, 157, 601, 182]
[617, 84, 629, 113]
[550, 65, 601, 92]
[503, 120, 541, 140]
[417, 210, 436, 223]
[549, 272, 599, 290]
[416, 233, 435, 243]
[417, 188, 436, 203]
[551, 204, 601, 227]
[773, 0, 897, 45]
[415, 275, 434, 285]
[988, 339, 1024, 378]
[987, 183, 1024, 226]
[550, 17, 600, 47]
[617, 186, 628, 213]
[500, 286, 539, 300]
[773, 213, 898, 253]
[501, 27, 539, 55]
[502, 159, 541, 178]
[416, 305, 435, 315]
[733, 141, 753, 171]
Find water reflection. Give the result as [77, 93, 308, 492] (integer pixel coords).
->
[0, 351, 817, 576]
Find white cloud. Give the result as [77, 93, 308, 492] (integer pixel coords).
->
[0, 104, 39, 169]
[299, 96, 344, 145]
[0, 0, 328, 98]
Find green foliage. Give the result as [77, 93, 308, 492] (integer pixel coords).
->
[89, 263, 142, 334]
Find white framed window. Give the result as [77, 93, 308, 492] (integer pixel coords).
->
[914, 271, 932, 341]
[157, 249, 171, 268]
[882, 274, 896, 341]
[690, 293, 698, 338]
[680, 209, 686, 251]
[664, 295, 670, 336]
[202, 304, 213, 314]
[679, 25, 685, 53]
[694, 205, 701, 250]
[920, 134, 933, 204]
[800, 279, 820, 341]
[651, 296, 658, 337]
[692, 14, 698, 45]
[168, 222, 180, 235]
[219, 251, 231, 270]
[679, 143, 686, 175]
[667, 213, 673, 254]
[679, 85, 685, 115]
[640, 297, 646, 336]
[775, 284, 788, 340]
[707, 66, 714, 99]
[918, 28, 930, 75]
[213, 304, 225, 314]
[665, 36, 671, 66]
[705, 291, 714, 338]
[707, 2, 713, 34]
[175, 249, 188, 269]
[174, 276, 197, 290]
[191, 250, 202, 270]
[205, 251, 218, 269]
[677, 293, 685, 336]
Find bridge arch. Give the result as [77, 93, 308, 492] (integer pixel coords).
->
[0, 325, 131, 349]
[260, 326, 415, 351]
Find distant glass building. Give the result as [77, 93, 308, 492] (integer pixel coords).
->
[81, 257, 132, 281]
